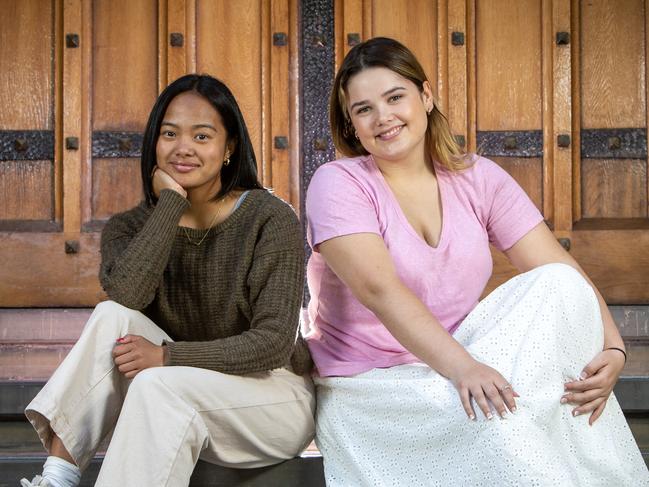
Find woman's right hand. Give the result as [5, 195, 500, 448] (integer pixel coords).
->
[449, 357, 519, 421]
[152, 167, 187, 198]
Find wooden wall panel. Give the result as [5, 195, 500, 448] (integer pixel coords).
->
[0, 0, 54, 223]
[581, 159, 647, 218]
[476, 0, 542, 131]
[0, 0, 53, 129]
[578, 0, 648, 223]
[0, 233, 104, 306]
[90, 0, 158, 222]
[196, 0, 263, 177]
[370, 0, 438, 88]
[0, 161, 53, 220]
[92, 0, 158, 131]
[580, 0, 645, 129]
[91, 158, 142, 220]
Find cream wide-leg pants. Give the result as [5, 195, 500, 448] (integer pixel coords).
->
[314, 263, 649, 486]
[25, 301, 315, 487]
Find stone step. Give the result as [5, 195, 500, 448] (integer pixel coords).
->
[0, 421, 324, 487]
[0, 456, 325, 487]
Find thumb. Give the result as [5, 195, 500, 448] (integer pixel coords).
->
[581, 353, 606, 379]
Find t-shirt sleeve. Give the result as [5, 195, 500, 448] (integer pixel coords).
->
[479, 158, 544, 251]
[306, 162, 381, 250]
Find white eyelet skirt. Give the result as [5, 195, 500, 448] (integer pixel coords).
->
[314, 263, 649, 486]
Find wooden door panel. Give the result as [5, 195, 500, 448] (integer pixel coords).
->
[370, 0, 438, 87]
[0, 0, 56, 229]
[572, 0, 649, 302]
[91, 158, 143, 220]
[0, 233, 104, 306]
[581, 159, 647, 219]
[196, 0, 263, 179]
[476, 0, 543, 131]
[0, 0, 54, 129]
[580, 0, 645, 130]
[0, 161, 54, 221]
[86, 0, 159, 227]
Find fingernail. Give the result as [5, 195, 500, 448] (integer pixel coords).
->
[511, 406, 517, 413]
[116, 337, 124, 342]
[560, 397, 568, 404]
[487, 412, 493, 420]
[572, 410, 580, 417]
[579, 372, 587, 380]
[469, 414, 475, 421]
[500, 411, 508, 419]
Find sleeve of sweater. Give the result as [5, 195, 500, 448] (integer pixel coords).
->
[165, 203, 306, 374]
[99, 189, 189, 310]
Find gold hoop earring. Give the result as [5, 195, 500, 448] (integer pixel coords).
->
[223, 156, 230, 166]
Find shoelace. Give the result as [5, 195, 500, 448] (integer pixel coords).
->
[20, 475, 49, 487]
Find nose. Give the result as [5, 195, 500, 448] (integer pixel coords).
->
[173, 135, 195, 156]
[374, 104, 394, 126]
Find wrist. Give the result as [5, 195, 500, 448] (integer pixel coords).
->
[604, 346, 627, 364]
[161, 344, 170, 366]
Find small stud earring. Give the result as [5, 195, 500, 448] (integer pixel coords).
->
[223, 155, 230, 166]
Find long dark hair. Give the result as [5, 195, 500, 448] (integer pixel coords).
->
[330, 37, 467, 171]
[141, 74, 262, 205]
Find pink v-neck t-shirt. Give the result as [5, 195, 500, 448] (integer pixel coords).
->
[304, 155, 544, 377]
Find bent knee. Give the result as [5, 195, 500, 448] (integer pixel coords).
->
[127, 367, 168, 396]
[94, 300, 143, 320]
[530, 263, 589, 291]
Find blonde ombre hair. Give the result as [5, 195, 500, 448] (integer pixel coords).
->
[330, 37, 469, 172]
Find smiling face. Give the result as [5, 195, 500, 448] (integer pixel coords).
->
[155, 91, 233, 199]
[345, 66, 433, 167]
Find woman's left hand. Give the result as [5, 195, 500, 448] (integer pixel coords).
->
[562, 348, 626, 425]
[112, 334, 166, 379]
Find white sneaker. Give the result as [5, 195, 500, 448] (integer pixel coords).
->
[20, 475, 50, 487]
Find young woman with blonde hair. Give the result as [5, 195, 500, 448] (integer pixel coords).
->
[304, 37, 647, 486]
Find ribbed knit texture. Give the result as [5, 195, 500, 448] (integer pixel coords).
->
[100, 188, 312, 375]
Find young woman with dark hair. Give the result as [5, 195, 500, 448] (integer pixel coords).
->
[21, 74, 315, 487]
[304, 37, 647, 485]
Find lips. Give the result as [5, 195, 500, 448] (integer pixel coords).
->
[376, 125, 404, 141]
[169, 161, 199, 173]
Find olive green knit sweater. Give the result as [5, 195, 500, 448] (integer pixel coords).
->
[99, 188, 312, 375]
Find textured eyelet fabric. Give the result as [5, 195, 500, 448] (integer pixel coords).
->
[314, 264, 649, 486]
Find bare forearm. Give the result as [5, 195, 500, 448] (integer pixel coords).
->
[359, 281, 473, 378]
[585, 276, 624, 351]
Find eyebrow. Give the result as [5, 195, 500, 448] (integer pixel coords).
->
[160, 121, 217, 131]
[349, 86, 406, 111]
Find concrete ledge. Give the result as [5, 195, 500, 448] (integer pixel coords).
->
[0, 456, 325, 487]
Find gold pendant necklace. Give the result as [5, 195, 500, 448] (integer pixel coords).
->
[182, 198, 226, 246]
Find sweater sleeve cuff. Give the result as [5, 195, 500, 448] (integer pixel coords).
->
[153, 189, 190, 221]
[164, 341, 223, 369]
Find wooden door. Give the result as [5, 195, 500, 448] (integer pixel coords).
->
[0, 0, 297, 308]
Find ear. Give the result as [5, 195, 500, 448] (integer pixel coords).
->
[421, 80, 434, 113]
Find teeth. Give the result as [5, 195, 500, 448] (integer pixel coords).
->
[380, 126, 401, 138]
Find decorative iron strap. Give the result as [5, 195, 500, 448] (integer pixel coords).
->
[300, 0, 335, 300]
[581, 128, 647, 159]
[0, 130, 54, 161]
[476, 130, 543, 158]
[92, 131, 143, 158]
[300, 0, 335, 212]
